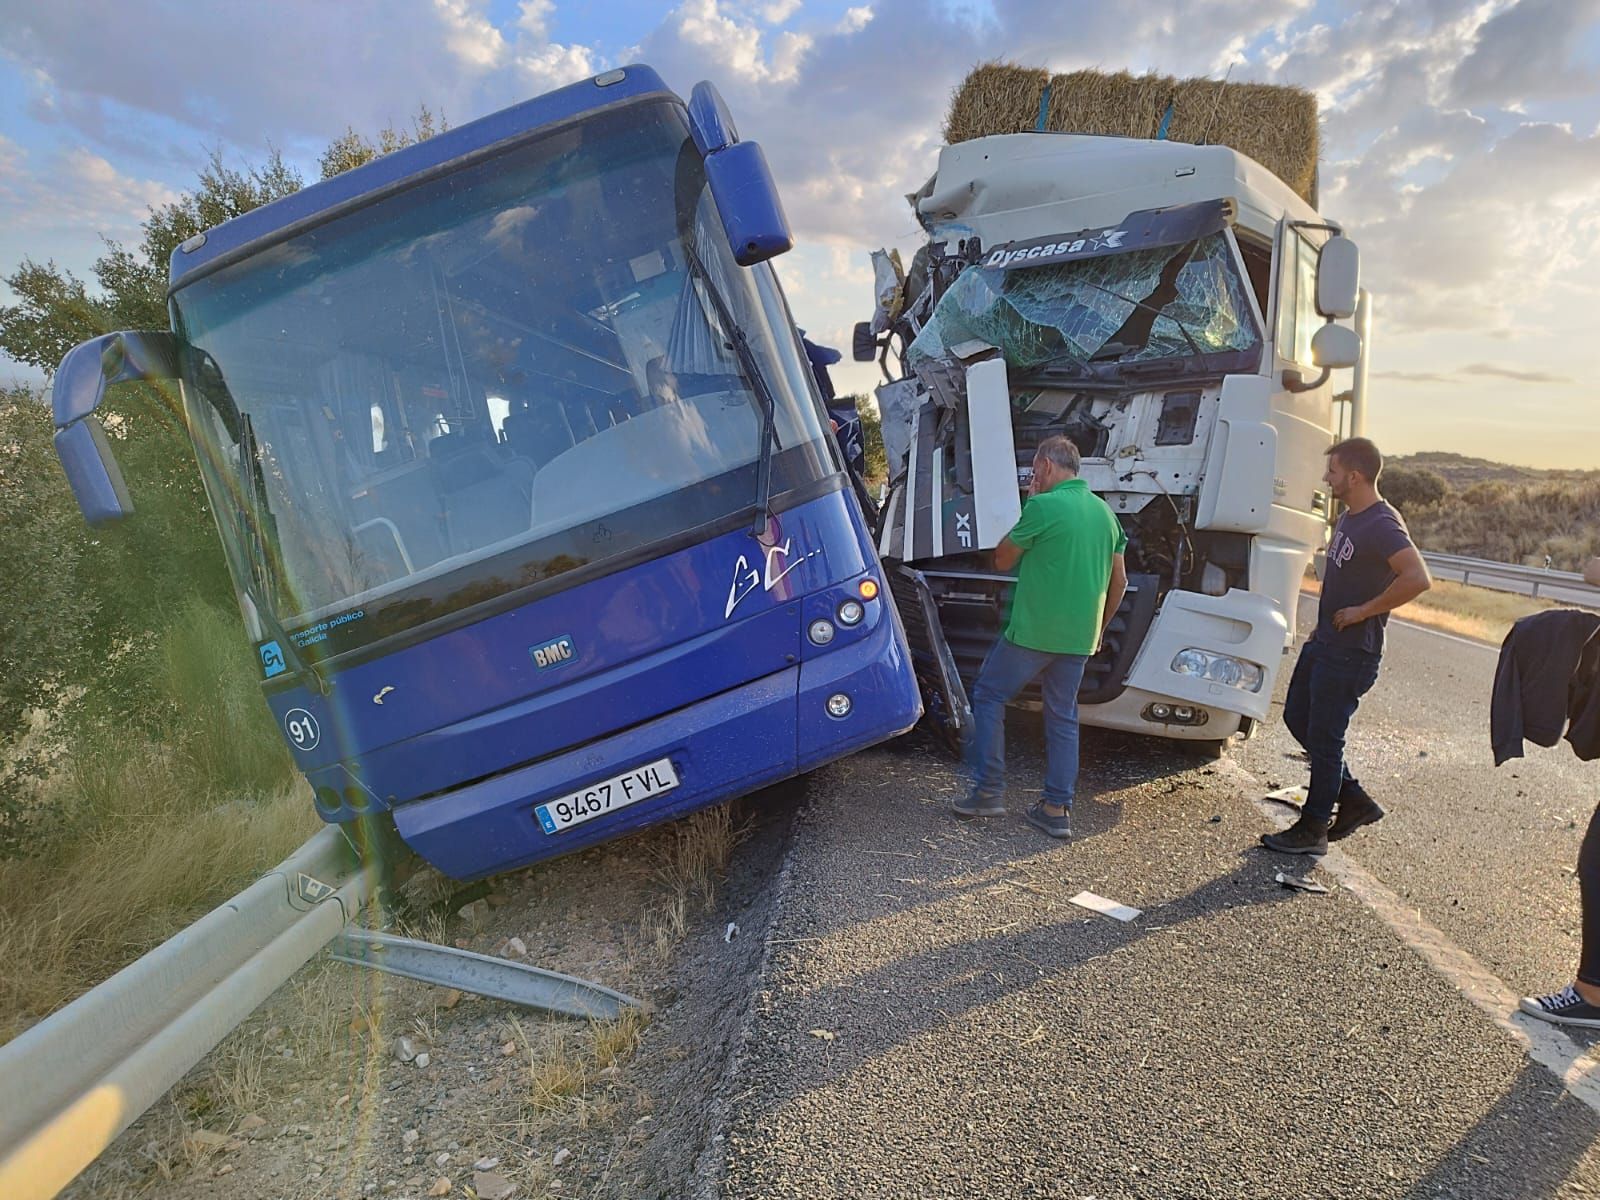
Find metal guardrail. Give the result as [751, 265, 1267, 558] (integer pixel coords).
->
[1422, 552, 1600, 607]
[0, 827, 373, 1200]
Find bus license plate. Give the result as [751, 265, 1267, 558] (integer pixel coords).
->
[534, 757, 680, 835]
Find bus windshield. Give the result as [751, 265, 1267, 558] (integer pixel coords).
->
[172, 100, 833, 661]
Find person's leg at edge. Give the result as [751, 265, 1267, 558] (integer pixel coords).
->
[1039, 653, 1089, 817]
[960, 637, 1050, 816]
[1576, 801, 1600, 1005]
[1280, 641, 1315, 755]
[1521, 801, 1600, 1025]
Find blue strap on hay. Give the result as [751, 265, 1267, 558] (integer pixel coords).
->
[1034, 82, 1052, 132]
[1155, 99, 1175, 140]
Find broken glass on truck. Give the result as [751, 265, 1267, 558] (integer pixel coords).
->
[908, 217, 1261, 374]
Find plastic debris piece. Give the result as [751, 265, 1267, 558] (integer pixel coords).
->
[724, 922, 739, 943]
[1264, 785, 1307, 810]
[1275, 871, 1330, 895]
[808, 1028, 837, 1041]
[1069, 891, 1141, 922]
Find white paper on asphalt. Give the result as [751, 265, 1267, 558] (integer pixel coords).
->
[1070, 891, 1142, 922]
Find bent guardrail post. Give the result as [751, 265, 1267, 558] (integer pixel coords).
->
[0, 827, 373, 1200]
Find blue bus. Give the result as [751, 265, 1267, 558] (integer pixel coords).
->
[50, 67, 921, 881]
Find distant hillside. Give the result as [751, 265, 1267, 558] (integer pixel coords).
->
[1390, 451, 1600, 491]
[1384, 453, 1600, 571]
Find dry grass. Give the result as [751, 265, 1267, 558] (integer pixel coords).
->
[1301, 575, 1563, 645]
[514, 1005, 648, 1122]
[945, 62, 1320, 202]
[653, 803, 739, 913]
[0, 778, 319, 1042]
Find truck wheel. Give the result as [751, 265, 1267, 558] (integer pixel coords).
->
[1181, 738, 1229, 760]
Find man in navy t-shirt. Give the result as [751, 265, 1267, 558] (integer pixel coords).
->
[1262, 437, 1432, 855]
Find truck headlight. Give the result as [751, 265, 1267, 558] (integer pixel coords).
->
[1171, 648, 1263, 692]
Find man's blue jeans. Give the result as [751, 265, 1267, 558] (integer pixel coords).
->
[966, 636, 1089, 809]
[1281, 638, 1382, 822]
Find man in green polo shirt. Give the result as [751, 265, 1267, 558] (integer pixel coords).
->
[954, 436, 1128, 838]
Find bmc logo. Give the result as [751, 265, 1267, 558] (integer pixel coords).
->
[530, 635, 576, 670]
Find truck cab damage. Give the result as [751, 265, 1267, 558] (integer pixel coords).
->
[861, 125, 1364, 752]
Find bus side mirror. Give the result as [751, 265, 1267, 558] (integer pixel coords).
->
[1316, 236, 1359, 319]
[52, 330, 178, 525]
[704, 141, 793, 266]
[689, 80, 793, 266]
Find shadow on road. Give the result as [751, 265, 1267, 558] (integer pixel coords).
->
[1398, 1060, 1600, 1198]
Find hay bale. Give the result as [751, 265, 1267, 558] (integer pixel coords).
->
[944, 63, 1319, 203]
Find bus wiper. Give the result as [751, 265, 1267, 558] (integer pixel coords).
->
[680, 241, 780, 536]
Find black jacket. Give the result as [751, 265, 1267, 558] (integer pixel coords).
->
[1491, 609, 1600, 765]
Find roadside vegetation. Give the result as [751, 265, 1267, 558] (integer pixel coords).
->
[1303, 573, 1564, 646]
[0, 113, 448, 1042]
[1385, 453, 1600, 571]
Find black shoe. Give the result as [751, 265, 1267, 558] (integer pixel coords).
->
[1329, 792, 1385, 842]
[1521, 985, 1600, 1029]
[1024, 802, 1072, 839]
[1261, 814, 1329, 855]
[953, 794, 1006, 819]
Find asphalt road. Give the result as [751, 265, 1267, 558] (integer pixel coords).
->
[711, 600, 1600, 1199]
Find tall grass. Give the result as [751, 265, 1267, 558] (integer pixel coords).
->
[0, 600, 308, 1042]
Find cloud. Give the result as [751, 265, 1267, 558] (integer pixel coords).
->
[0, 0, 595, 156]
[1448, 0, 1600, 106]
[1458, 362, 1574, 383]
[1373, 370, 1453, 384]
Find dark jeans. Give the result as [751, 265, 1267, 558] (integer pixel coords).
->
[965, 636, 1089, 809]
[1282, 638, 1382, 822]
[1579, 804, 1600, 986]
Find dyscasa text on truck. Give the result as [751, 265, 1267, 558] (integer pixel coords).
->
[858, 132, 1367, 754]
[49, 66, 921, 879]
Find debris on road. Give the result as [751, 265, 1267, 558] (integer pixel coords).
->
[808, 1028, 837, 1041]
[725, 921, 739, 943]
[474, 1172, 517, 1200]
[1276, 871, 1331, 895]
[1264, 786, 1307, 810]
[1069, 891, 1142, 922]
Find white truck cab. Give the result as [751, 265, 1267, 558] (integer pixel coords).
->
[861, 131, 1366, 752]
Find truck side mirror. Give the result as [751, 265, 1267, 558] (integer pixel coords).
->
[689, 79, 793, 266]
[1316, 236, 1359, 319]
[1310, 322, 1361, 370]
[853, 321, 878, 363]
[51, 330, 178, 525]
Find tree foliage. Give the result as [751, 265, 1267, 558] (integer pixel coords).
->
[1381, 464, 1451, 515]
[0, 109, 442, 853]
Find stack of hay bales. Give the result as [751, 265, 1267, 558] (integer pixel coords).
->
[944, 63, 1320, 205]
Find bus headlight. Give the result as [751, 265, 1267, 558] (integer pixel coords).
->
[808, 619, 836, 645]
[826, 693, 852, 718]
[837, 599, 864, 627]
[1171, 648, 1263, 692]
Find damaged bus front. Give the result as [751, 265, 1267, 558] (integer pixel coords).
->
[859, 134, 1366, 753]
[49, 67, 920, 880]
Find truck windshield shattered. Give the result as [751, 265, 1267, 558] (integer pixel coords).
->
[171, 100, 831, 657]
[907, 231, 1261, 374]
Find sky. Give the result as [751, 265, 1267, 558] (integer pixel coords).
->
[1, 0, 1598, 469]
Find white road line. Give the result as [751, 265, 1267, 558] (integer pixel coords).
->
[1390, 617, 1499, 652]
[1223, 758, 1600, 1115]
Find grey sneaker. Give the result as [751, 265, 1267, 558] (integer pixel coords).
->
[1024, 802, 1072, 839]
[953, 794, 1006, 819]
